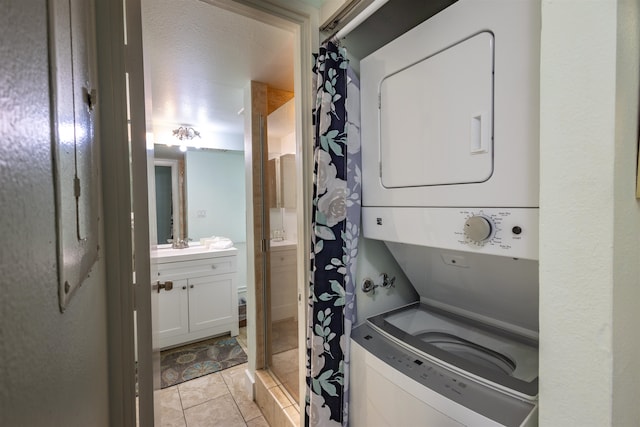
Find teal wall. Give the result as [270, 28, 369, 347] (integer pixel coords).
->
[186, 150, 246, 243]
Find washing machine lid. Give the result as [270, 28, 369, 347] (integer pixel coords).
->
[384, 241, 539, 336]
[368, 302, 538, 399]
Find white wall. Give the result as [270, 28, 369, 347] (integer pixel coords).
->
[320, 0, 350, 24]
[610, 3, 640, 424]
[539, 0, 640, 425]
[0, 0, 110, 425]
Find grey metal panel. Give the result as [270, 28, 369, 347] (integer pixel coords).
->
[50, 0, 100, 312]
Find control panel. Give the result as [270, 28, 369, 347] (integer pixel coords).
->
[457, 209, 531, 251]
[362, 207, 539, 260]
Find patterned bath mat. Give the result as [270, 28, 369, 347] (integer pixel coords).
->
[160, 335, 247, 388]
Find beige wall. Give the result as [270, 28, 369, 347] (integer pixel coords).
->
[539, 0, 640, 425]
[0, 0, 110, 425]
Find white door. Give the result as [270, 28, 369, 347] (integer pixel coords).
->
[123, 0, 161, 424]
[379, 32, 495, 188]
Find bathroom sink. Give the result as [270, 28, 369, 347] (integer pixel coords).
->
[151, 244, 237, 262]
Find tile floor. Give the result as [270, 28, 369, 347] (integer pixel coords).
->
[156, 327, 270, 427]
[254, 368, 300, 427]
[156, 362, 268, 427]
[155, 322, 304, 427]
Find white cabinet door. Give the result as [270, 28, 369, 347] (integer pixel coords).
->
[157, 278, 189, 340]
[188, 274, 234, 333]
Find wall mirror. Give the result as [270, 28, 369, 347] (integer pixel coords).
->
[153, 156, 184, 244]
[267, 98, 296, 241]
[152, 144, 246, 246]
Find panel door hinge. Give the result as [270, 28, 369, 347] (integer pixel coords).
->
[378, 93, 381, 109]
[261, 239, 269, 253]
[379, 162, 382, 177]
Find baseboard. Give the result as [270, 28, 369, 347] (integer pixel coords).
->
[245, 368, 255, 400]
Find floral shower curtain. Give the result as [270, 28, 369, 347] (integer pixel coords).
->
[305, 40, 361, 427]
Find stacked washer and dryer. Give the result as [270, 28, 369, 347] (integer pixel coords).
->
[350, 0, 541, 426]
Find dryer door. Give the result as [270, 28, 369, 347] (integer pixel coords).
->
[380, 32, 494, 188]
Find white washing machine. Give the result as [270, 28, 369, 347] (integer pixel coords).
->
[349, 243, 540, 427]
[350, 304, 538, 426]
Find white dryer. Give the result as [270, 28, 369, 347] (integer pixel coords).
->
[360, 0, 541, 258]
[360, 0, 540, 210]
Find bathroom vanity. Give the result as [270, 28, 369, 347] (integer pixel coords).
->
[151, 245, 239, 349]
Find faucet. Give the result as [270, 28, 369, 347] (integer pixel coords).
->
[361, 273, 396, 295]
[171, 238, 190, 249]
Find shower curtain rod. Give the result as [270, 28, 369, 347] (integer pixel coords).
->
[321, 0, 389, 44]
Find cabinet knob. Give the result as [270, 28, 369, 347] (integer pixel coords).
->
[182, 286, 187, 290]
[190, 284, 194, 289]
[211, 264, 216, 269]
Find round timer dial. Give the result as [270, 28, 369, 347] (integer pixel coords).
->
[464, 215, 494, 244]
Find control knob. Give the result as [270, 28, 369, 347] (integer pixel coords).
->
[464, 215, 493, 244]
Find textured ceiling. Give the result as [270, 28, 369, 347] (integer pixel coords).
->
[141, 0, 295, 146]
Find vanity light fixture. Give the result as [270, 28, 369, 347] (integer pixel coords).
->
[172, 126, 201, 141]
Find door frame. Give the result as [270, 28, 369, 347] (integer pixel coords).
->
[96, 0, 318, 425]
[94, 0, 140, 425]
[202, 0, 319, 412]
[95, 0, 154, 424]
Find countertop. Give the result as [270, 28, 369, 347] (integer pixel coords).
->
[269, 239, 297, 251]
[151, 244, 238, 263]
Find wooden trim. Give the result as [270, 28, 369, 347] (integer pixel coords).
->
[267, 87, 295, 115]
[249, 81, 270, 369]
[178, 159, 187, 238]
